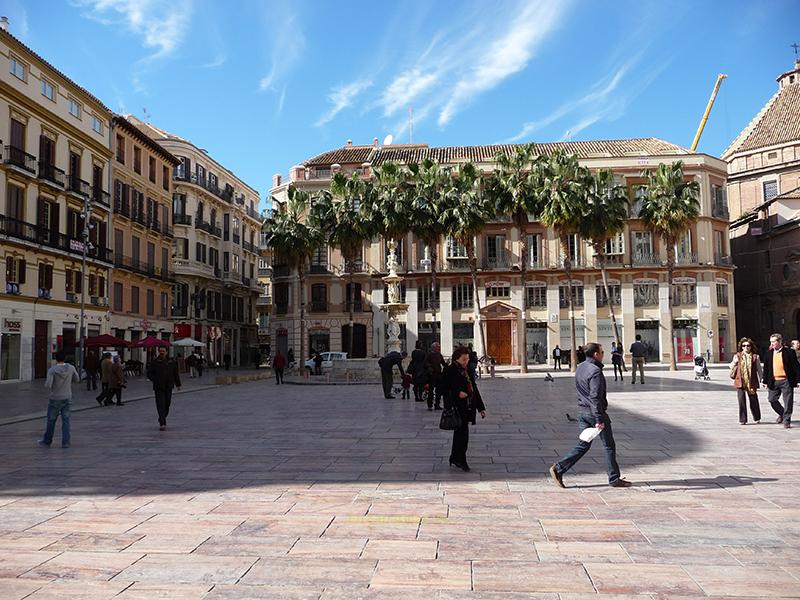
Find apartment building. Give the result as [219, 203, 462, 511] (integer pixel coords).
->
[0, 25, 113, 381]
[127, 117, 262, 367]
[727, 59, 800, 343]
[270, 138, 733, 366]
[109, 116, 178, 356]
[257, 212, 273, 354]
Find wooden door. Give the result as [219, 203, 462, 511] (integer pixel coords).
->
[486, 320, 512, 364]
[34, 320, 49, 378]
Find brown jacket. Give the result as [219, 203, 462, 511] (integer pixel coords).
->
[100, 357, 113, 384]
[730, 352, 762, 390]
[109, 362, 125, 389]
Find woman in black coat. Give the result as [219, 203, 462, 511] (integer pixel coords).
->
[409, 341, 428, 402]
[443, 346, 487, 472]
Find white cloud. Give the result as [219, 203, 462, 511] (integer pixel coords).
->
[316, 79, 373, 127]
[380, 69, 439, 117]
[74, 0, 193, 59]
[437, 0, 566, 126]
[199, 54, 226, 69]
[259, 13, 305, 92]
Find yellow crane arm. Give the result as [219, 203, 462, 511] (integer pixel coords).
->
[691, 73, 727, 152]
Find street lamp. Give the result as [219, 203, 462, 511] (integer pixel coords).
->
[77, 195, 93, 378]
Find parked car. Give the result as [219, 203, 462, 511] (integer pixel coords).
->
[305, 351, 347, 372]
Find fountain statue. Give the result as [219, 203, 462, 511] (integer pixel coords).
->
[380, 239, 409, 353]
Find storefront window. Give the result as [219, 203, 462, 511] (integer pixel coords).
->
[1, 333, 21, 380]
[526, 322, 547, 363]
[453, 323, 473, 350]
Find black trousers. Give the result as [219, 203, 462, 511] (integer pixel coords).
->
[86, 370, 98, 390]
[554, 357, 561, 370]
[450, 421, 469, 463]
[381, 369, 394, 398]
[737, 389, 761, 423]
[154, 388, 173, 426]
[427, 379, 443, 409]
[612, 363, 623, 380]
[275, 367, 284, 384]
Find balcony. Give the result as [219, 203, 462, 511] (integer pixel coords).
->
[712, 203, 730, 220]
[246, 206, 261, 221]
[601, 254, 625, 266]
[3, 145, 36, 174]
[631, 252, 661, 266]
[243, 241, 256, 254]
[172, 305, 189, 318]
[172, 258, 213, 279]
[67, 175, 91, 197]
[308, 264, 329, 274]
[528, 258, 547, 270]
[675, 253, 699, 266]
[235, 192, 246, 205]
[132, 211, 146, 227]
[114, 255, 172, 281]
[38, 162, 66, 187]
[309, 301, 328, 313]
[195, 218, 212, 234]
[92, 187, 111, 208]
[114, 198, 131, 218]
[714, 254, 733, 266]
[557, 255, 590, 269]
[482, 255, 511, 270]
[90, 296, 109, 307]
[173, 213, 191, 226]
[0, 215, 113, 263]
[345, 301, 365, 312]
[444, 256, 470, 271]
[222, 270, 239, 285]
[232, 233, 240, 245]
[306, 167, 331, 180]
[256, 295, 272, 306]
[241, 276, 252, 287]
[273, 265, 290, 277]
[211, 226, 222, 238]
[258, 267, 272, 277]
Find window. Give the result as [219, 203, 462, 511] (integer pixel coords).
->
[527, 233, 542, 267]
[310, 245, 327, 270]
[9, 56, 25, 80]
[162, 165, 169, 191]
[711, 184, 728, 217]
[631, 231, 654, 263]
[65, 268, 81, 294]
[634, 282, 659, 306]
[310, 284, 327, 312]
[716, 282, 728, 307]
[445, 236, 467, 259]
[131, 286, 140, 313]
[38, 263, 53, 297]
[5, 256, 26, 294]
[133, 146, 141, 174]
[567, 233, 582, 264]
[160, 292, 169, 317]
[486, 283, 510, 299]
[485, 235, 506, 267]
[195, 242, 207, 263]
[146, 289, 155, 316]
[116, 135, 125, 164]
[714, 230, 726, 262]
[672, 283, 696, 306]
[596, 283, 621, 307]
[631, 185, 647, 217]
[91, 116, 103, 134]
[68, 97, 81, 118]
[604, 232, 624, 256]
[452, 284, 474, 309]
[233, 254, 240, 273]
[418, 284, 439, 309]
[41, 79, 55, 101]
[149, 156, 156, 183]
[345, 282, 362, 311]
[763, 180, 778, 202]
[525, 285, 547, 308]
[113, 282, 123, 311]
[675, 230, 693, 261]
[559, 282, 584, 308]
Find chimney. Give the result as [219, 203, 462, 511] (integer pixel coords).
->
[0, 17, 9, 32]
[272, 173, 282, 188]
[346, 139, 353, 147]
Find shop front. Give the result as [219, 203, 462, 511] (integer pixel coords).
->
[1, 317, 23, 381]
[674, 318, 699, 363]
[526, 322, 548, 364]
[634, 319, 661, 361]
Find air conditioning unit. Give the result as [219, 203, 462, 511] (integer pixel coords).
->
[100, 297, 109, 306]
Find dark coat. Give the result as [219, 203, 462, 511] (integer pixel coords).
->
[109, 362, 126, 389]
[379, 351, 405, 375]
[443, 362, 486, 425]
[575, 357, 608, 422]
[147, 357, 182, 390]
[85, 353, 100, 372]
[409, 349, 427, 384]
[426, 351, 445, 382]
[272, 353, 286, 369]
[763, 347, 799, 388]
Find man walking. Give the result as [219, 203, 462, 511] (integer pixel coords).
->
[629, 334, 646, 384]
[147, 347, 182, 431]
[426, 342, 445, 410]
[84, 349, 100, 391]
[39, 351, 79, 448]
[549, 343, 632, 488]
[379, 350, 406, 399]
[272, 350, 286, 384]
[96, 352, 112, 405]
[553, 345, 562, 370]
[763, 333, 799, 429]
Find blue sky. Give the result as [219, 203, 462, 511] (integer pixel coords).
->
[5, 0, 798, 208]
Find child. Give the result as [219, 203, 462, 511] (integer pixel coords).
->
[401, 372, 412, 399]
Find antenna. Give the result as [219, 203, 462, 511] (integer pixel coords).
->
[142, 107, 151, 123]
[383, 134, 393, 146]
[408, 107, 414, 144]
[792, 42, 800, 56]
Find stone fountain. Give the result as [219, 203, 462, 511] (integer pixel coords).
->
[380, 239, 409, 353]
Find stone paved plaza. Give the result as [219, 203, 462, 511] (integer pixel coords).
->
[0, 367, 798, 599]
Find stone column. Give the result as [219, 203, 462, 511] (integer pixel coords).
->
[406, 287, 419, 349]
[371, 287, 385, 356]
[440, 285, 453, 355]
[659, 280, 673, 364]
[696, 277, 715, 360]
[621, 280, 635, 360]
[546, 282, 561, 351]
[510, 282, 525, 366]
[584, 282, 598, 344]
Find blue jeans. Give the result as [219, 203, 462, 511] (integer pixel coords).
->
[555, 412, 621, 484]
[41, 399, 71, 447]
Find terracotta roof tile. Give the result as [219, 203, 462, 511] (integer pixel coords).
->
[304, 146, 376, 166]
[723, 82, 800, 157]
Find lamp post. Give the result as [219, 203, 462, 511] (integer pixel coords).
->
[78, 195, 92, 377]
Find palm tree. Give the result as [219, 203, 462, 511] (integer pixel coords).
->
[265, 185, 325, 370]
[408, 158, 453, 343]
[540, 151, 589, 372]
[367, 162, 413, 261]
[311, 172, 375, 358]
[444, 162, 495, 357]
[639, 161, 700, 371]
[485, 144, 542, 373]
[579, 168, 628, 351]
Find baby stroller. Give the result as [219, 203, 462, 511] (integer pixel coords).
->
[693, 356, 710, 380]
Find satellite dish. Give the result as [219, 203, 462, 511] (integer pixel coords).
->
[383, 134, 393, 146]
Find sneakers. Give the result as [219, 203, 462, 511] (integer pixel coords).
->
[37, 440, 50, 447]
[549, 464, 565, 488]
[785, 422, 792, 429]
[610, 478, 633, 488]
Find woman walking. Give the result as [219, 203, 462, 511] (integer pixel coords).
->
[109, 356, 126, 406]
[444, 346, 486, 472]
[409, 341, 427, 402]
[611, 342, 624, 382]
[729, 337, 763, 425]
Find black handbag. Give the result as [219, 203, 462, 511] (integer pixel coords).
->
[439, 405, 462, 430]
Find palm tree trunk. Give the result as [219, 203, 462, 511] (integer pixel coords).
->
[467, 239, 487, 358]
[518, 216, 529, 373]
[348, 262, 355, 358]
[298, 265, 306, 374]
[666, 244, 677, 371]
[562, 236, 578, 372]
[430, 242, 439, 343]
[596, 248, 621, 348]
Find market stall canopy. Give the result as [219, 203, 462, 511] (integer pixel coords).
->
[80, 334, 130, 348]
[173, 338, 204, 347]
[131, 335, 170, 348]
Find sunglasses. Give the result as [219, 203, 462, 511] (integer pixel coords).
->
[742, 344, 751, 347]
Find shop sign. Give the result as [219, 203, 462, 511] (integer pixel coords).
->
[485, 280, 511, 287]
[633, 278, 658, 284]
[2, 318, 22, 333]
[69, 239, 85, 253]
[672, 276, 696, 284]
[276, 328, 288, 336]
[525, 280, 546, 287]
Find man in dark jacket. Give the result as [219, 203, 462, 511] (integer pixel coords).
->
[550, 342, 631, 488]
[84, 349, 100, 390]
[379, 350, 406, 399]
[762, 333, 799, 429]
[147, 347, 181, 430]
[426, 342, 446, 410]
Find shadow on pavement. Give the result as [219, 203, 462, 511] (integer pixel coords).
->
[0, 374, 753, 497]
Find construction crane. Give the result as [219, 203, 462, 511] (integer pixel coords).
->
[690, 73, 727, 152]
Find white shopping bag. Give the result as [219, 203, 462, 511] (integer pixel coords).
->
[579, 426, 602, 442]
